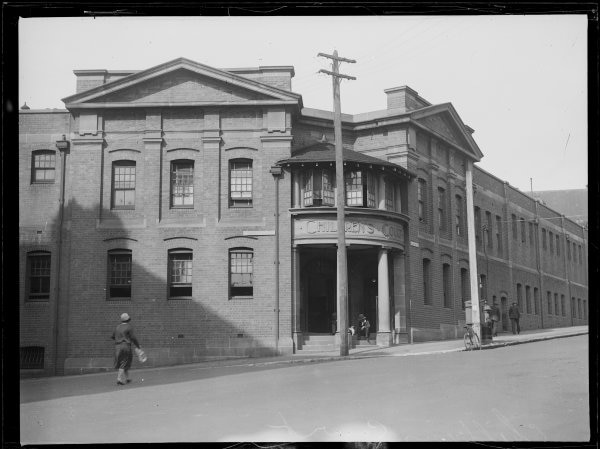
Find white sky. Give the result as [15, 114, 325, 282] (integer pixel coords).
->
[19, 16, 588, 192]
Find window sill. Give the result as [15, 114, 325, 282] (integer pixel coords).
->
[112, 207, 136, 211]
[31, 181, 56, 185]
[229, 296, 253, 300]
[171, 206, 195, 210]
[168, 297, 193, 301]
[107, 298, 132, 301]
[25, 298, 50, 303]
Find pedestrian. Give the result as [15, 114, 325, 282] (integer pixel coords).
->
[508, 302, 521, 335]
[358, 313, 371, 343]
[490, 301, 500, 337]
[111, 312, 142, 386]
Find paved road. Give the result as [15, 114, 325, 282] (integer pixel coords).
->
[20, 335, 589, 443]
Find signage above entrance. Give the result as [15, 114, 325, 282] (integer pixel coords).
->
[294, 217, 404, 246]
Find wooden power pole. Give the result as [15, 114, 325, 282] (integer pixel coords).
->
[318, 50, 356, 356]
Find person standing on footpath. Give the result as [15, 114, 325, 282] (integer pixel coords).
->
[111, 313, 142, 386]
[490, 301, 500, 337]
[508, 302, 521, 335]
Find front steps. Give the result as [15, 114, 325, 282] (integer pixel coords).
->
[297, 333, 377, 352]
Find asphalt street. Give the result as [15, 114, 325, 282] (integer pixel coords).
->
[19, 334, 589, 443]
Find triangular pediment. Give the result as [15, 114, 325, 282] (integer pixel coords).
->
[63, 57, 301, 108]
[411, 103, 483, 160]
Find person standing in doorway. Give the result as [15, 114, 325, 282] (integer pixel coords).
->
[358, 314, 371, 343]
[490, 301, 500, 337]
[508, 302, 521, 335]
[111, 313, 142, 386]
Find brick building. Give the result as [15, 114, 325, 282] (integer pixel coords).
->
[19, 58, 588, 376]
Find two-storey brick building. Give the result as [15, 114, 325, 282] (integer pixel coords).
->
[19, 57, 588, 376]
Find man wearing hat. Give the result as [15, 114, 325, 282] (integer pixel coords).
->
[111, 313, 142, 385]
[358, 313, 371, 343]
[508, 301, 521, 335]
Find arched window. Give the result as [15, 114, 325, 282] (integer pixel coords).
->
[171, 160, 194, 207]
[442, 263, 452, 308]
[303, 168, 335, 206]
[229, 248, 253, 298]
[112, 160, 136, 209]
[26, 251, 51, 301]
[417, 178, 427, 223]
[107, 249, 132, 300]
[168, 248, 193, 299]
[31, 150, 56, 183]
[422, 258, 431, 305]
[229, 159, 253, 207]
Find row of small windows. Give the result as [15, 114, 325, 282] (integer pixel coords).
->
[422, 258, 457, 309]
[30, 151, 253, 209]
[418, 179, 464, 236]
[515, 283, 587, 320]
[25, 248, 254, 301]
[302, 168, 399, 210]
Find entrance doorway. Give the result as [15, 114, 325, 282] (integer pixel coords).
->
[304, 254, 336, 333]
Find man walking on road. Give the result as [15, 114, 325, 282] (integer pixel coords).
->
[508, 302, 521, 335]
[111, 313, 142, 385]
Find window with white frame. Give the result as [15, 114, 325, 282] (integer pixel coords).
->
[171, 160, 194, 207]
[168, 249, 193, 298]
[303, 168, 335, 206]
[27, 251, 51, 301]
[107, 249, 132, 300]
[385, 178, 396, 211]
[229, 159, 253, 207]
[230, 248, 253, 298]
[31, 150, 56, 183]
[112, 161, 136, 209]
[345, 170, 375, 208]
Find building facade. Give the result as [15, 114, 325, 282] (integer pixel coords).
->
[19, 58, 588, 376]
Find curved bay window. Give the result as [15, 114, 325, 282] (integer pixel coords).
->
[303, 168, 335, 207]
[345, 169, 376, 208]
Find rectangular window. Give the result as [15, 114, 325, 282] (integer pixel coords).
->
[567, 239, 571, 260]
[304, 169, 335, 207]
[577, 298, 582, 319]
[367, 173, 376, 208]
[561, 295, 566, 317]
[443, 263, 452, 308]
[583, 300, 587, 320]
[230, 160, 253, 207]
[529, 222, 534, 247]
[438, 188, 446, 232]
[549, 231, 554, 254]
[423, 258, 431, 305]
[534, 287, 539, 315]
[547, 291, 553, 315]
[345, 170, 364, 206]
[27, 252, 51, 301]
[578, 245, 583, 264]
[169, 250, 193, 298]
[556, 235, 560, 256]
[486, 211, 493, 248]
[32, 150, 56, 183]
[171, 160, 194, 207]
[230, 249, 253, 297]
[516, 283, 523, 311]
[455, 195, 463, 237]
[461, 268, 469, 310]
[418, 179, 427, 223]
[496, 215, 502, 255]
[475, 207, 482, 244]
[554, 293, 559, 317]
[511, 214, 518, 240]
[572, 297, 576, 318]
[112, 161, 136, 209]
[525, 286, 531, 314]
[480, 274, 487, 301]
[520, 218, 526, 243]
[542, 229, 547, 250]
[385, 179, 395, 211]
[107, 250, 132, 299]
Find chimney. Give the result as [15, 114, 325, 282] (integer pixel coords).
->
[384, 86, 428, 112]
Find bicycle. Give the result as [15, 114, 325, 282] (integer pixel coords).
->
[463, 324, 481, 351]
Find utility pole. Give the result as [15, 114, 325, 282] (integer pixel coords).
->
[318, 50, 356, 356]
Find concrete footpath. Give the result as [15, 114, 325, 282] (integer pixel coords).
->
[19, 326, 588, 402]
